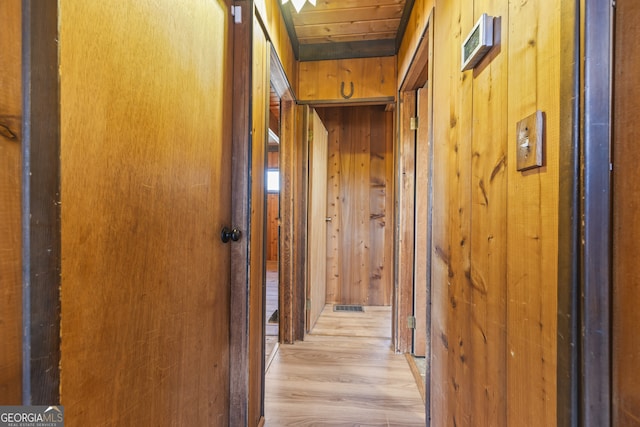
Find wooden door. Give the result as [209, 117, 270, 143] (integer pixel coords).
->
[413, 87, 430, 357]
[59, 1, 233, 424]
[307, 108, 329, 332]
[321, 106, 394, 307]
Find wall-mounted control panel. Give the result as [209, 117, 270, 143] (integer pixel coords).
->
[461, 13, 494, 71]
[516, 111, 544, 171]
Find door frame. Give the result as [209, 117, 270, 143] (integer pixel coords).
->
[20, 0, 61, 405]
[394, 8, 434, 356]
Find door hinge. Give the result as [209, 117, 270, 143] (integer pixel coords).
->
[407, 315, 416, 329]
[231, 5, 242, 24]
[410, 117, 419, 130]
[306, 298, 311, 311]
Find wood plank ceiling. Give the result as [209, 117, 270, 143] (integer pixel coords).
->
[280, 0, 415, 61]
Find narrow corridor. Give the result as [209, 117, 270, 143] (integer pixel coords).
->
[264, 306, 425, 426]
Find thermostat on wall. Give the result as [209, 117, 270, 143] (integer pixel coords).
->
[461, 13, 494, 71]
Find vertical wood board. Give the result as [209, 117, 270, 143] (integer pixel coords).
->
[468, 1, 508, 424]
[506, 1, 560, 425]
[0, 0, 22, 405]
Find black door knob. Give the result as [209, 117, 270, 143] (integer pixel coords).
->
[221, 226, 242, 243]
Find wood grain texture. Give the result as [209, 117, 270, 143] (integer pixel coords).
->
[230, 2, 252, 424]
[0, 0, 22, 405]
[306, 108, 328, 332]
[59, 1, 232, 424]
[395, 91, 416, 354]
[298, 56, 396, 103]
[264, 305, 425, 426]
[278, 99, 297, 344]
[469, 1, 508, 424]
[287, 0, 406, 45]
[397, 0, 435, 87]
[506, 1, 560, 425]
[255, 0, 298, 96]
[318, 106, 394, 307]
[413, 87, 429, 358]
[613, 0, 640, 424]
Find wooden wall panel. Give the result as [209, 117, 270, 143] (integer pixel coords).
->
[613, 0, 640, 424]
[319, 106, 394, 307]
[298, 57, 397, 103]
[506, 1, 560, 425]
[468, 1, 508, 424]
[397, 0, 435, 88]
[422, 0, 562, 424]
[0, 0, 22, 405]
[60, 1, 232, 424]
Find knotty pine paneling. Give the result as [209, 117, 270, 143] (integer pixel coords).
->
[468, 0, 508, 424]
[506, 1, 560, 425]
[298, 57, 396, 103]
[60, 1, 233, 424]
[417, 0, 562, 424]
[613, 0, 640, 424]
[318, 106, 393, 307]
[0, 0, 22, 405]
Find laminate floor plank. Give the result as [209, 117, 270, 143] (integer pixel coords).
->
[265, 305, 426, 426]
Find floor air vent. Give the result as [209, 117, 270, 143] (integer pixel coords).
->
[333, 304, 364, 312]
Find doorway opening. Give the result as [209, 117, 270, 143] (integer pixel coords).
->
[265, 83, 281, 371]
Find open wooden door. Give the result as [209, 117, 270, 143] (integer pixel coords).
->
[59, 1, 233, 424]
[306, 108, 329, 333]
[413, 86, 430, 357]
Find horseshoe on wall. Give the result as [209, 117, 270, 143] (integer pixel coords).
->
[340, 81, 354, 99]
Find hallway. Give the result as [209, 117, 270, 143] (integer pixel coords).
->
[264, 306, 426, 426]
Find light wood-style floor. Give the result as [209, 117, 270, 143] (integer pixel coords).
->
[264, 305, 426, 426]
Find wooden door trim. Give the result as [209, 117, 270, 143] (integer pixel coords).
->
[230, 1, 252, 424]
[21, 0, 61, 405]
[394, 8, 433, 356]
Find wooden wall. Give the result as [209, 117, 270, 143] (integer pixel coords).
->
[0, 0, 22, 405]
[613, 0, 640, 424]
[397, 0, 434, 88]
[403, 0, 563, 424]
[317, 106, 394, 306]
[59, 1, 233, 424]
[255, 0, 298, 94]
